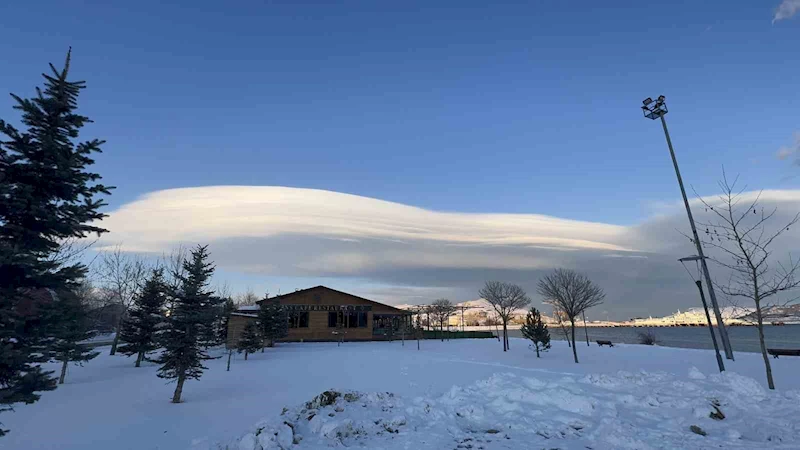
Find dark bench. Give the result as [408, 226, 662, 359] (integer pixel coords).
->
[767, 348, 800, 359]
[596, 340, 614, 347]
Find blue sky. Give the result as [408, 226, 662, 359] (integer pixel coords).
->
[2, 1, 799, 316]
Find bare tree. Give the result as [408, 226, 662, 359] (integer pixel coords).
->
[47, 236, 99, 272]
[479, 281, 530, 352]
[695, 173, 800, 390]
[428, 299, 457, 341]
[161, 245, 188, 314]
[73, 279, 104, 310]
[97, 246, 148, 355]
[234, 289, 259, 306]
[215, 281, 233, 303]
[537, 269, 604, 363]
[552, 307, 572, 347]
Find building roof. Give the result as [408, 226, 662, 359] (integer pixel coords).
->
[230, 312, 258, 318]
[237, 305, 260, 312]
[257, 285, 410, 314]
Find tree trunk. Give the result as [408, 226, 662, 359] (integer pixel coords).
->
[244, 351, 249, 361]
[172, 374, 186, 403]
[227, 350, 232, 372]
[570, 319, 579, 363]
[535, 344, 540, 358]
[109, 308, 125, 355]
[135, 350, 144, 367]
[59, 355, 68, 384]
[754, 299, 775, 389]
[502, 322, 508, 352]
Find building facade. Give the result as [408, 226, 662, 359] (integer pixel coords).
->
[226, 285, 412, 347]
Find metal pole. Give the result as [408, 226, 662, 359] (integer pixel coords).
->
[659, 115, 734, 361]
[695, 280, 725, 372]
[582, 312, 589, 346]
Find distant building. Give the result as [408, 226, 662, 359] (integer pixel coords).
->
[226, 286, 412, 346]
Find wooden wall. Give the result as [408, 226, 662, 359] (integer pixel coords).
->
[226, 314, 258, 348]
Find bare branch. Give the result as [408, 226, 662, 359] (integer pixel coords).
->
[696, 171, 800, 390]
[537, 269, 605, 323]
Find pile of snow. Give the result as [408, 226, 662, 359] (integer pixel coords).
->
[218, 368, 800, 449]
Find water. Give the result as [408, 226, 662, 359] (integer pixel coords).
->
[506, 324, 800, 354]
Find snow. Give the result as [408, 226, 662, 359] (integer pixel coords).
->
[3, 339, 800, 449]
[79, 332, 115, 345]
[237, 305, 261, 312]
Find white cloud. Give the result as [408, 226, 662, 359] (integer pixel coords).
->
[777, 147, 795, 160]
[776, 132, 800, 161]
[99, 186, 630, 254]
[97, 186, 800, 319]
[774, 0, 800, 22]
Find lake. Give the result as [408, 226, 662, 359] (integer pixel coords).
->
[506, 324, 800, 354]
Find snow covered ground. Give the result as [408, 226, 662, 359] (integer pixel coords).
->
[2, 338, 799, 450]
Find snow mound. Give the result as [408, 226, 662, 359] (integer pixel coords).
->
[688, 366, 706, 380]
[220, 371, 800, 449]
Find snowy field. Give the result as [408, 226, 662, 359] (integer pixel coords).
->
[2, 338, 800, 450]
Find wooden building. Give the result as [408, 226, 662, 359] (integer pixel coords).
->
[226, 285, 412, 347]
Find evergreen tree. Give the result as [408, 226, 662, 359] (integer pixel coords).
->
[237, 321, 261, 361]
[195, 293, 224, 349]
[43, 293, 100, 384]
[258, 297, 288, 349]
[156, 245, 216, 403]
[215, 297, 235, 347]
[520, 308, 551, 358]
[118, 269, 167, 367]
[0, 50, 111, 435]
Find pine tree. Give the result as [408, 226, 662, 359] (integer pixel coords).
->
[215, 297, 235, 346]
[156, 245, 217, 403]
[0, 50, 111, 435]
[195, 292, 224, 350]
[237, 321, 261, 361]
[257, 297, 288, 349]
[118, 269, 167, 367]
[520, 308, 551, 358]
[43, 293, 100, 384]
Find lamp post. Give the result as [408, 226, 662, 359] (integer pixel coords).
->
[679, 255, 725, 372]
[641, 95, 734, 361]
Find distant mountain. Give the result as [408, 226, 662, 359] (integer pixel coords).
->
[737, 304, 800, 324]
[627, 304, 800, 326]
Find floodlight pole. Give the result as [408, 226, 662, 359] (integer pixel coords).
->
[694, 279, 725, 372]
[656, 112, 734, 361]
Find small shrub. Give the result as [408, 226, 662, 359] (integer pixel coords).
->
[638, 330, 658, 346]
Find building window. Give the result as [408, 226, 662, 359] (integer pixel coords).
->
[327, 311, 367, 328]
[289, 311, 309, 328]
[347, 311, 358, 328]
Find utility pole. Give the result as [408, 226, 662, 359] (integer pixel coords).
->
[695, 280, 726, 371]
[679, 255, 725, 372]
[641, 96, 734, 360]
